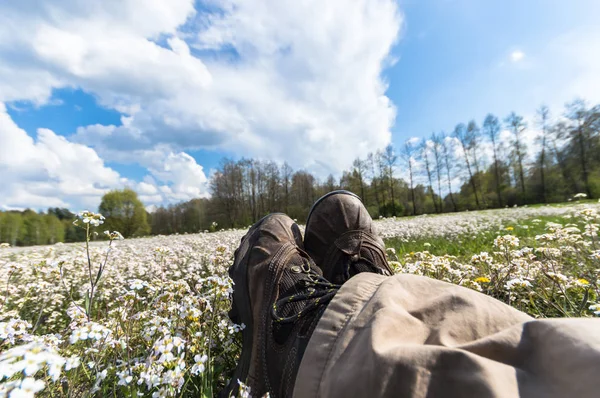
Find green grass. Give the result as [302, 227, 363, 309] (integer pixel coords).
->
[385, 215, 565, 258]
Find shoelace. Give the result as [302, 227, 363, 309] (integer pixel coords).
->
[271, 258, 340, 324]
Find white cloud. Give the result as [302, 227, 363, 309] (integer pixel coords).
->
[0, 102, 210, 210]
[0, 0, 402, 212]
[510, 50, 525, 63]
[0, 103, 122, 210]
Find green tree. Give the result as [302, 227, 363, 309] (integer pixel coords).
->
[0, 212, 25, 246]
[45, 214, 65, 244]
[22, 210, 49, 246]
[98, 188, 150, 238]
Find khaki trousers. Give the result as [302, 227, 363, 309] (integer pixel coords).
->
[294, 273, 600, 398]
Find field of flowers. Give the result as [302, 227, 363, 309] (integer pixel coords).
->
[1, 203, 599, 397]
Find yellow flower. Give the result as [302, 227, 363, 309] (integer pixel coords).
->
[505, 226, 514, 231]
[577, 278, 590, 285]
[409, 251, 415, 256]
[474, 277, 491, 283]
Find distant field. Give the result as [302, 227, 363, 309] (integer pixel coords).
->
[1, 202, 599, 397]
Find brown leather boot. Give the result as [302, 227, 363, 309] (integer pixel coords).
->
[223, 213, 339, 398]
[304, 190, 393, 285]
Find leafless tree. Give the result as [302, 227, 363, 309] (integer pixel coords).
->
[536, 105, 550, 202]
[483, 114, 503, 206]
[381, 144, 398, 215]
[505, 112, 528, 195]
[420, 139, 439, 213]
[440, 132, 458, 211]
[454, 123, 481, 208]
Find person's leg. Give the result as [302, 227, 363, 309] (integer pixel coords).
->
[298, 191, 600, 398]
[295, 272, 600, 398]
[223, 214, 340, 398]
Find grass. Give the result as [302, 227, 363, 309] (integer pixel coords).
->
[386, 215, 565, 258]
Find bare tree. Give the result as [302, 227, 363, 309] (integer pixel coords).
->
[483, 114, 503, 206]
[536, 105, 550, 202]
[467, 120, 486, 207]
[505, 112, 528, 195]
[352, 157, 367, 200]
[440, 132, 458, 211]
[402, 140, 418, 215]
[281, 162, 293, 213]
[431, 133, 444, 211]
[366, 153, 381, 213]
[381, 145, 398, 216]
[325, 174, 337, 192]
[565, 99, 600, 198]
[420, 139, 439, 213]
[548, 121, 574, 192]
[454, 123, 481, 208]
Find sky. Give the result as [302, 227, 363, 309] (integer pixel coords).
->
[1, 0, 599, 211]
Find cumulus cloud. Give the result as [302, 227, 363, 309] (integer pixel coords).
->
[0, 103, 122, 209]
[0, 0, 402, 209]
[0, 103, 209, 210]
[1, 0, 400, 171]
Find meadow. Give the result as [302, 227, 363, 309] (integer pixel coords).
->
[1, 202, 599, 397]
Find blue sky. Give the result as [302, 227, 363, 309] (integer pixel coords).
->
[390, 0, 600, 142]
[1, 0, 599, 210]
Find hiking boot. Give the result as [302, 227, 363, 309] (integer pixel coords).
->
[223, 213, 339, 398]
[304, 190, 393, 285]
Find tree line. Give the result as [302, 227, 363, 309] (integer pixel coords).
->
[2, 98, 599, 246]
[163, 98, 598, 232]
[0, 208, 85, 247]
[0, 190, 150, 247]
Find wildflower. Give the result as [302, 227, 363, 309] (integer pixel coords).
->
[103, 230, 124, 241]
[474, 277, 491, 283]
[505, 226, 514, 231]
[546, 272, 568, 284]
[70, 326, 89, 344]
[237, 379, 252, 398]
[573, 193, 587, 199]
[576, 208, 598, 223]
[77, 211, 105, 227]
[0, 319, 32, 344]
[9, 377, 45, 397]
[129, 279, 146, 290]
[577, 278, 590, 285]
[117, 370, 133, 386]
[505, 278, 532, 290]
[191, 354, 208, 375]
[65, 355, 80, 371]
[493, 235, 520, 250]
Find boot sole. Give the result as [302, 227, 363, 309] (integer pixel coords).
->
[221, 213, 285, 397]
[305, 190, 361, 228]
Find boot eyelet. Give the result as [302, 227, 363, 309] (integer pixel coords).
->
[291, 265, 302, 273]
[307, 287, 316, 294]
